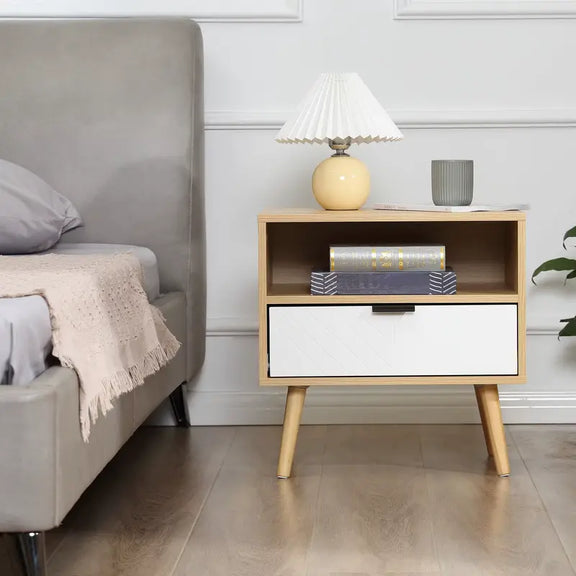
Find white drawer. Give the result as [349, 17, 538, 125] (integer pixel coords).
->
[268, 304, 518, 377]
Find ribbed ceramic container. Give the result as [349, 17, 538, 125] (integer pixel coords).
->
[431, 160, 474, 206]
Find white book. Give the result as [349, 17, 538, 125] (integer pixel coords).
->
[372, 202, 530, 213]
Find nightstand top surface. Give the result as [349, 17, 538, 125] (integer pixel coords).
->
[258, 208, 526, 223]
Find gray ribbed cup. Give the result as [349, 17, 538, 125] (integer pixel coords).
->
[431, 160, 473, 206]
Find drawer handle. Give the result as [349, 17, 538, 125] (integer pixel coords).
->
[372, 304, 416, 313]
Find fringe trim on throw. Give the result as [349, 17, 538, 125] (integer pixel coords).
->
[80, 337, 181, 442]
[0, 255, 183, 443]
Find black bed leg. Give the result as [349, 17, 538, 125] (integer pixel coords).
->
[17, 532, 47, 576]
[169, 383, 191, 427]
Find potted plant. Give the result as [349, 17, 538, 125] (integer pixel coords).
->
[532, 225, 576, 337]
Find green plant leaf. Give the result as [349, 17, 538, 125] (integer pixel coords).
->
[563, 226, 576, 249]
[559, 317, 576, 338]
[532, 258, 576, 284]
[566, 270, 576, 281]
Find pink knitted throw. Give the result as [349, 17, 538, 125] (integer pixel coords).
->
[0, 253, 180, 440]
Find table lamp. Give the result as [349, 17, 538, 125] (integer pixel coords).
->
[276, 73, 403, 210]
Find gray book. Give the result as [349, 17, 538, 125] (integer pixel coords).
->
[311, 269, 457, 295]
[330, 245, 446, 272]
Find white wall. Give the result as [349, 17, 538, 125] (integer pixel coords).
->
[196, 0, 576, 425]
[7, 0, 576, 423]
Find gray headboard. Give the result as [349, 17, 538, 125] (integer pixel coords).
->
[0, 19, 205, 380]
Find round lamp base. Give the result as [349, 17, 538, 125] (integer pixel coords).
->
[312, 155, 370, 210]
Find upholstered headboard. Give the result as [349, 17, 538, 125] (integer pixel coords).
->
[0, 19, 205, 380]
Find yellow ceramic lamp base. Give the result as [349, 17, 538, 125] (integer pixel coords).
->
[312, 155, 370, 210]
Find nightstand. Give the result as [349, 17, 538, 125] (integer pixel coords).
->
[258, 209, 526, 478]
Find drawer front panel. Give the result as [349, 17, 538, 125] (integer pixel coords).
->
[268, 304, 518, 377]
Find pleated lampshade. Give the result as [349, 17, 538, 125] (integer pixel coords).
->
[276, 73, 403, 144]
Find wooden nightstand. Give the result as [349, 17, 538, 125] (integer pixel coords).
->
[258, 208, 526, 478]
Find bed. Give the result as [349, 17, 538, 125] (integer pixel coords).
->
[0, 19, 205, 576]
[0, 244, 162, 387]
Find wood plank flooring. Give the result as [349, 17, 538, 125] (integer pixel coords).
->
[2, 424, 576, 576]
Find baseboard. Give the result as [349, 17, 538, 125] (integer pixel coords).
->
[185, 388, 576, 425]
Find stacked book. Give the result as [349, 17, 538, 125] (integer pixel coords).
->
[311, 245, 456, 295]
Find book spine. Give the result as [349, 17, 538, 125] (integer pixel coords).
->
[330, 246, 445, 272]
[311, 270, 456, 295]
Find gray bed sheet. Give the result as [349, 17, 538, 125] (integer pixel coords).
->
[0, 243, 161, 386]
[0, 296, 52, 386]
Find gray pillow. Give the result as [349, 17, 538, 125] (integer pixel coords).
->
[0, 159, 82, 254]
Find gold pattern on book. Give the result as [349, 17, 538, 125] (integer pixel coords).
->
[330, 246, 445, 272]
[380, 251, 393, 269]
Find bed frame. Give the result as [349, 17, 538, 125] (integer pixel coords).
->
[0, 19, 205, 576]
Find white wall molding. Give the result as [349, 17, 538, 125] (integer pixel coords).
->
[394, 0, 576, 20]
[207, 317, 259, 337]
[207, 110, 289, 131]
[207, 317, 560, 337]
[0, 0, 302, 21]
[527, 314, 562, 336]
[205, 108, 576, 131]
[186, 388, 576, 425]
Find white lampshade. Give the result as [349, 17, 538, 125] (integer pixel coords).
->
[276, 72, 403, 145]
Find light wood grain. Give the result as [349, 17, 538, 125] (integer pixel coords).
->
[306, 465, 440, 575]
[260, 374, 527, 387]
[173, 465, 321, 576]
[521, 463, 576, 573]
[511, 424, 576, 462]
[258, 220, 269, 383]
[517, 219, 527, 380]
[4, 425, 575, 576]
[426, 459, 574, 575]
[511, 425, 576, 569]
[258, 209, 526, 474]
[222, 425, 327, 472]
[474, 385, 510, 476]
[323, 573, 444, 576]
[420, 424, 520, 475]
[322, 424, 423, 467]
[474, 386, 495, 456]
[258, 208, 526, 223]
[47, 427, 235, 576]
[267, 285, 519, 304]
[277, 387, 308, 478]
[266, 220, 517, 291]
[258, 210, 527, 381]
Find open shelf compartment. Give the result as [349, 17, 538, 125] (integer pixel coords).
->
[264, 219, 521, 301]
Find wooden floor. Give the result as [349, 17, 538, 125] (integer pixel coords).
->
[3, 424, 576, 576]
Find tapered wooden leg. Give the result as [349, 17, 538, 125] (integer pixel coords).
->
[474, 385, 494, 457]
[474, 384, 510, 477]
[277, 386, 308, 479]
